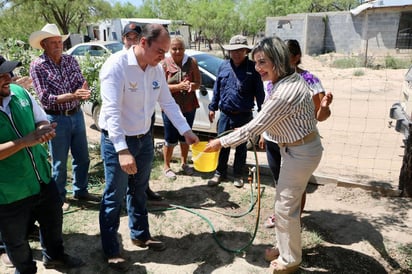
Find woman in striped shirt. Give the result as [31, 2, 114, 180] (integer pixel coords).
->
[204, 36, 323, 273]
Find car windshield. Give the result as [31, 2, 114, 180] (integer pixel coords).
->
[192, 53, 224, 76]
[105, 42, 123, 53]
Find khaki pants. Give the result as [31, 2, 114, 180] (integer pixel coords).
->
[275, 136, 323, 267]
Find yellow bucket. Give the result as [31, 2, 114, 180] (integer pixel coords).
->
[191, 141, 220, 172]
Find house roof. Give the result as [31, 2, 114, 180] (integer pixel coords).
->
[351, 0, 412, 16]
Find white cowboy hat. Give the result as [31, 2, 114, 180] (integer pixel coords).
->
[29, 23, 70, 50]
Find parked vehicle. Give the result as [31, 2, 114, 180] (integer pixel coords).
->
[66, 41, 123, 57]
[81, 50, 224, 135]
[389, 65, 412, 140]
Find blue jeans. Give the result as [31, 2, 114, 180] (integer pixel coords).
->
[99, 131, 153, 257]
[216, 111, 253, 178]
[162, 110, 196, 146]
[0, 181, 64, 274]
[47, 111, 90, 201]
[265, 140, 281, 183]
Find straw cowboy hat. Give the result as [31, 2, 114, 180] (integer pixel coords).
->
[29, 23, 70, 50]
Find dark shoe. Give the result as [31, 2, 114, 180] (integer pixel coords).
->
[108, 256, 129, 272]
[43, 253, 85, 269]
[146, 187, 163, 201]
[131, 238, 166, 251]
[207, 174, 221, 186]
[73, 192, 100, 202]
[233, 177, 244, 188]
[0, 253, 13, 268]
[181, 164, 194, 175]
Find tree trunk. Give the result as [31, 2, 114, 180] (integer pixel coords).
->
[398, 125, 412, 197]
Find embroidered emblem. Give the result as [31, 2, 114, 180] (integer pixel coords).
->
[129, 82, 138, 92]
[152, 80, 160, 90]
[19, 98, 30, 108]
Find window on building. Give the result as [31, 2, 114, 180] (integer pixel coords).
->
[396, 12, 412, 49]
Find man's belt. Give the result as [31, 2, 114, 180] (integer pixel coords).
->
[101, 129, 148, 139]
[221, 109, 252, 115]
[45, 106, 80, 116]
[278, 131, 318, 147]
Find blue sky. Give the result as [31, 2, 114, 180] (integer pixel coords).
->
[111, 0, 143, 7]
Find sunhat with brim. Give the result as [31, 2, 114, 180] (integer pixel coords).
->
[222, 35, 251, 52]
[0, 55, 21, 74]
[29, 23, 70, 50]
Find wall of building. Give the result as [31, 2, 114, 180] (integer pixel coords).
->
[265, 6, 412, 55]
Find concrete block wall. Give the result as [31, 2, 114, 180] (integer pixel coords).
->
[265, 6, 412, 55]
[320, 11, 363, 54]
[365, 10, 400, 53]
[306, 15, 326, 55]
[265, 15, 305, 44]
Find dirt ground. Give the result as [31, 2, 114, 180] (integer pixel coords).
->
[1, 55, 411, 274]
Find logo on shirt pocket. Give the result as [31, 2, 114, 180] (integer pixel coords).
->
[129, 82, 138, 92]
[152, 80, 160, 90]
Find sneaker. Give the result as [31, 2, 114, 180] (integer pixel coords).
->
[43, 253, 85, 269]
[233, 177, 244, 188]
[181, 164, 194, 175]
[0, 253, 13, 268]
[207, 174, 221, 186]
[264, 214, 276, 228]
[107, 256, 129, 272]
[62, 200, 70, 211]
[163, 168, 177, 180]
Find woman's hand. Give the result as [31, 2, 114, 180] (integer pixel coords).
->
[204, 139, 222, 152]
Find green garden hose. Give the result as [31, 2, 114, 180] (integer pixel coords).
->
[149, 137, 263, 254]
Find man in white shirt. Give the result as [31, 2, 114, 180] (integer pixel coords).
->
[98, 23, 199, 271]
[121, 22, 162, 201]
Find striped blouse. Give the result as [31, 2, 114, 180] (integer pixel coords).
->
[220, 72, 317, 148]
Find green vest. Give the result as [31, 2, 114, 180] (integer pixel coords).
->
[0, 84, 52, 205]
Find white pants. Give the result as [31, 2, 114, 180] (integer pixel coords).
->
[275, 136, 323, 267]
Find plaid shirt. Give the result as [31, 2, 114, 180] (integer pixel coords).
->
[30, 53, 84, 111]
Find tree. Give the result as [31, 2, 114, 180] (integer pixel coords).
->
[187, 0, 239, 55]
[0, 0, 112, 41]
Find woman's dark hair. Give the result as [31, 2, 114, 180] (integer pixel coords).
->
[251, 36, 294, 79]
[285, 39, 302, 65]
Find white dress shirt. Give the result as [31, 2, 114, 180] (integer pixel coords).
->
[99, 46, 190, 152]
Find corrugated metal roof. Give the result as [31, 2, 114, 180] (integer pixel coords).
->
[351, 0, 412, 16]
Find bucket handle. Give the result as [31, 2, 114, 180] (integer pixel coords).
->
[192, 151, 205, 163]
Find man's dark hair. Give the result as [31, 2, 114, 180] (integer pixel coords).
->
[141, 23, 169, 46]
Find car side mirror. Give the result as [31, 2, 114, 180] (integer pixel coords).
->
[199, 85, 208, 96]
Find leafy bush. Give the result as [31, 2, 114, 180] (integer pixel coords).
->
[0, 38, 41, 76]
[384, 55, 411, 69]
[331, 57, 361, 69]
[77, 54, 109, 104]
[353, 69, 365, 76]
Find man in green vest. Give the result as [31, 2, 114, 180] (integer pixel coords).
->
[0, 56, 84, 273]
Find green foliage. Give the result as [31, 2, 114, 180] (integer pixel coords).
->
[331, 57, 362, 69]
[384, 55, 411, 69]
[353, 69, 365, 76]
[77, 54, 109, 104]
[0, 0, 112, 40]
[0, 39, 40, 76]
